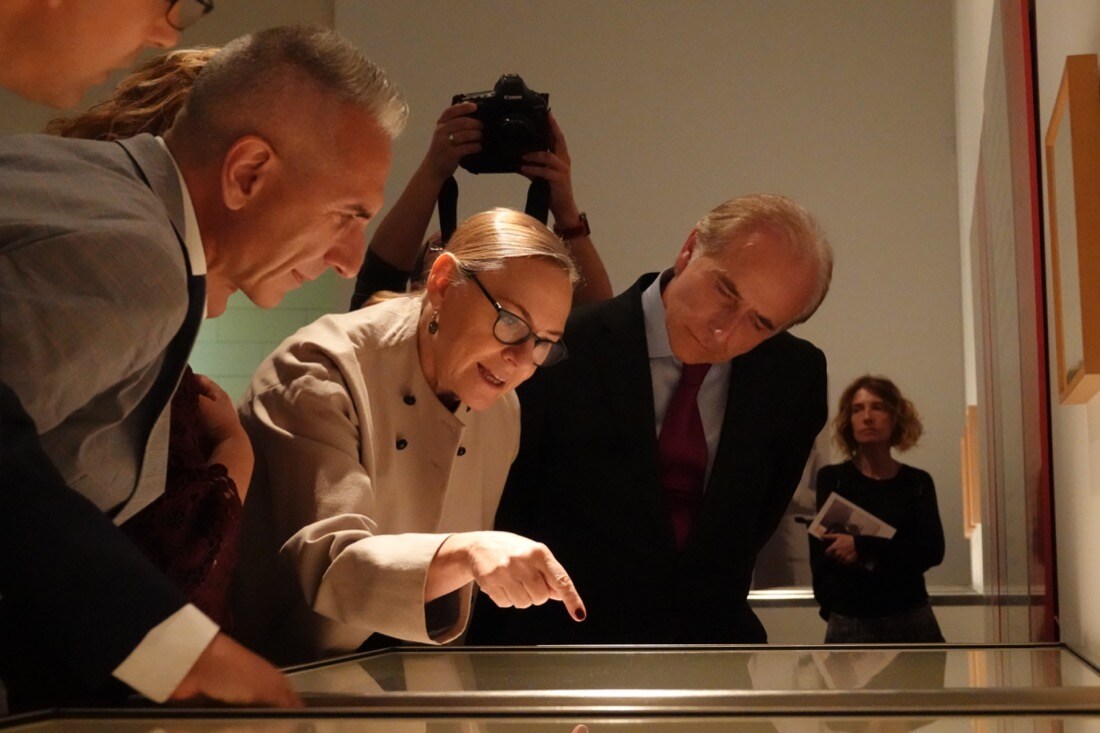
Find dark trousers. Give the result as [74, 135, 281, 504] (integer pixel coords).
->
[825, 602, 945, 644]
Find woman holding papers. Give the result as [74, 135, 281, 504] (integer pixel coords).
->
[809, 375, 945, 643]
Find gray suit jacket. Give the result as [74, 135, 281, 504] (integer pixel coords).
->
[0, 133, 195, 523]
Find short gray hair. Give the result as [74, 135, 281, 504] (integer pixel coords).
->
[694, 193, 832, 326]
[170, 25, 407, 158]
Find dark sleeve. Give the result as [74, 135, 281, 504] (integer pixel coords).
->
[349, 248, 414, 310]
[750, 344, 829, 551]
[853, 470, 945, 575]
[0, 381, 188, 689]
[809, 464, 837, 620]
[491, 368, 551, 537]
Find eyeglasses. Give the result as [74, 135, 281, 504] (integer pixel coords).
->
[471, 275, 568, 367]
[166, 0, 214, 31]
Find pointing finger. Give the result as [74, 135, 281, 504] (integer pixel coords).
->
[539, 554, 586, 622]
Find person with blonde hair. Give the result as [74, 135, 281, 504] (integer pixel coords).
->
[233, 208, 586, 664]
[46, 48, 219, 140]
[810, 375, 945, 643]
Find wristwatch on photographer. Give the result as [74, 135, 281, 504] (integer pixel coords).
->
[553, 212, 590, 241]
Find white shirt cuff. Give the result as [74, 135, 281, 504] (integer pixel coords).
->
[112, 604, 219, 703]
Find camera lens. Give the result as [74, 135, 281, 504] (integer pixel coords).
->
[497, 115, 537, 161]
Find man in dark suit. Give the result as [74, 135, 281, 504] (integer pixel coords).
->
[469, 193, 832, 644]
[0, 26, 405, 709]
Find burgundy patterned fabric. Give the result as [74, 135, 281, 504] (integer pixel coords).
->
[657, 363, 711, 550]
[121, 368, 241, 629]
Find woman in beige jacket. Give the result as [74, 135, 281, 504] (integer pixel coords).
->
[232, 209, 586, 664]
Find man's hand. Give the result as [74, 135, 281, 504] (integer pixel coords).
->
[169, 632, 302, 707]
[823, 533, 859, 565]
[433, 531, 586, 622]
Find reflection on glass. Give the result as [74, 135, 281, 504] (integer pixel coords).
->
[1054, 105, 1084, 382]
[5, 716, 1100, 733]
[287, 647, 1095, 696]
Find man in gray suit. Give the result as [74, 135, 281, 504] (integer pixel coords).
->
[0, 25, 406, 710]
[0, 0, 266, 713]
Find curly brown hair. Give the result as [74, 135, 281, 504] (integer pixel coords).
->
[45, 48, 219, 141]
[833, 374, 923, 457]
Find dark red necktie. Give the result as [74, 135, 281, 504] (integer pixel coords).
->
[658, 363, 711, 550]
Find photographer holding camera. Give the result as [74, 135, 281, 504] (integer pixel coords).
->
[351, 82, 611, 308]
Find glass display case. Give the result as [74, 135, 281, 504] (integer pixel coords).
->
[284, 644, 1100, 714]
[5, 714, 1100, 732]
[2, 644, 1099, 730]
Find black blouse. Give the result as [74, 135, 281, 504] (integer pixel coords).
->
[809, 461, 945, 620]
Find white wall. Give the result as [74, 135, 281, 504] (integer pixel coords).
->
[337, 0, 968, 586]
[954, 0, 997, 408]
[0, 1, 971, 587]
[1033, 1, 1100, 668]
[955, 0, 1100, 659]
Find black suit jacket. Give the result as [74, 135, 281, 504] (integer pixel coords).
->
[0, 134, 200, 710]
[0, 382, 188, 710]
[468, 273, 827, 644]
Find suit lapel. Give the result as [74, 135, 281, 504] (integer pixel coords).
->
[107, 135, 205, 523]
[116, 135, 188, 255]
[588, 276, 676, 547]
[690, 347, 769, 554]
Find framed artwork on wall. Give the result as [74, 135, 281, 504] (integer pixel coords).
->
[1046, 53, 1100, 405]
[961, 405, 981, 540]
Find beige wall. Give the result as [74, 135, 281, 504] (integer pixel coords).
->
[1033, 1, 1100, 668]
[0, 2, 971, 588]
[337, 0, 969, 587]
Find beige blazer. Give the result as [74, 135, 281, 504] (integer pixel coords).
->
[233, 296, 519, 664]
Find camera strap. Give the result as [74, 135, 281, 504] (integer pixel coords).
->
[524, 178, 550, 227]
[438, 176, 459, 244]
[437, 176, 551, 244]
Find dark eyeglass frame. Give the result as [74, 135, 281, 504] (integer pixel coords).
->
[470, 274, 568, 367]
[166, 0, 214, 31]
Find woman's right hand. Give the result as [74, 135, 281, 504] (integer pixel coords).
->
[430, 531, 586, 622]
[422, 102, 483, 183]
[823, 533, 859, 565]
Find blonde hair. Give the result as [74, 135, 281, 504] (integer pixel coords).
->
[368, 208, 578, 305]
[833, 375, 923, 457]
[46, 48, 219, 141]
[694, 193, 832, 326]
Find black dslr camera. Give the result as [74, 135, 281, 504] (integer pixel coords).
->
[453, 73, 550, 174]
